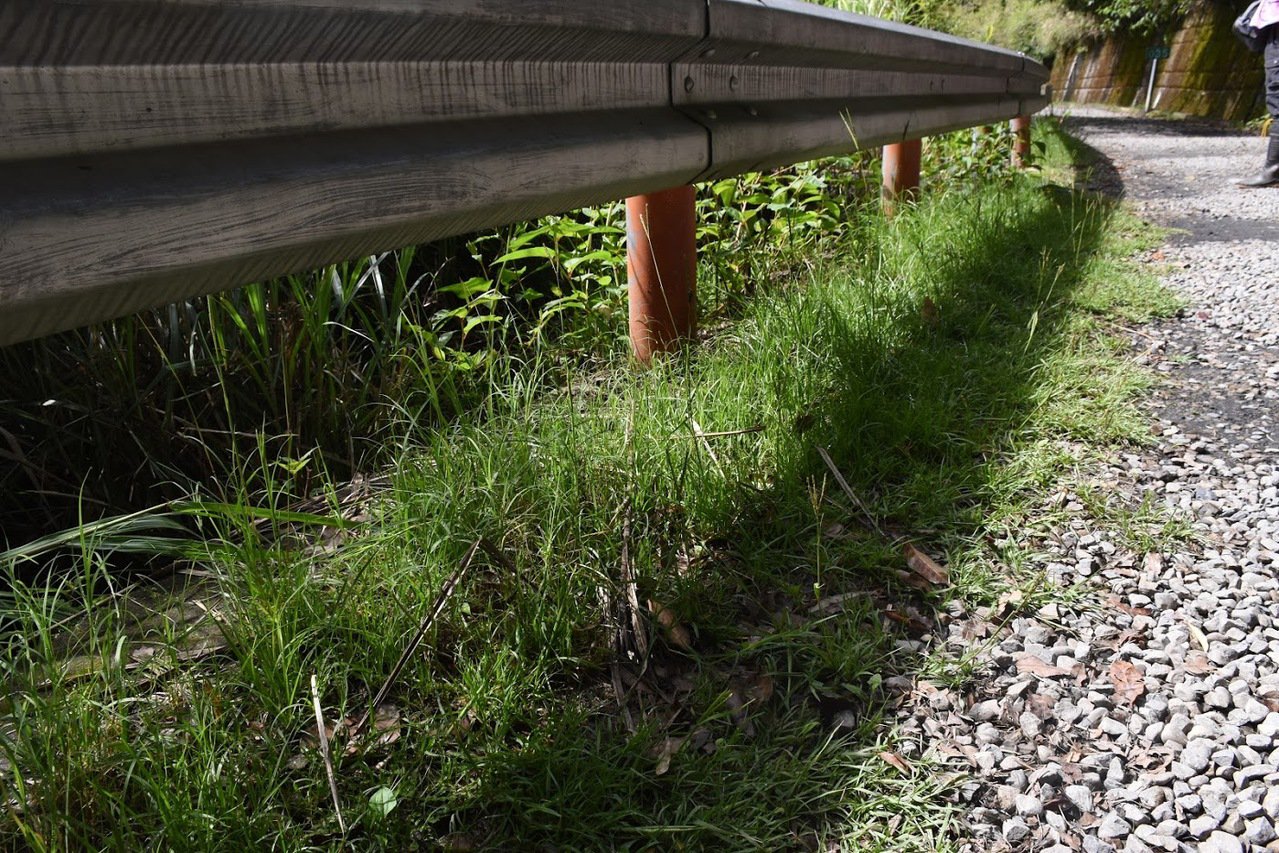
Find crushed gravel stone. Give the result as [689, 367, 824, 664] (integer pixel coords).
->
[889, 108, 1279, 852]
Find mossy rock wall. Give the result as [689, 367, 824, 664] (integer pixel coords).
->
[1051, 3, 1267, 121]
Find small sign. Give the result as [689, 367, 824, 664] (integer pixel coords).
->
[1147, 46, 1170, 60]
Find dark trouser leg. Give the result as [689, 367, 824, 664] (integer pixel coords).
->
[1242, 42, 1279, 187]
[1267, 36, 1279, 118]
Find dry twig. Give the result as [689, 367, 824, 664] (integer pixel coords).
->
[691, 419, 727, 478]
[619, 505, 648, 663]
[310, 674, 346, 834]
[682, 425, 764, 440]
[816, 446, 889, 540]
[350, 539, 479, 737]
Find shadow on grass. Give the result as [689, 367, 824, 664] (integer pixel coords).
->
[1053, 120, 1127, 199]
[364, 182, 1156, 848]
[1, 151, 1173, 850]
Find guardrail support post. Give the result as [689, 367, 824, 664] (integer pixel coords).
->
[1011, 116, 1032, 168]
[882, 139, 922, 216]
[627, 186, 697, 364]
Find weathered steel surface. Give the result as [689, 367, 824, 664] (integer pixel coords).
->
[0, 0, 1049, 346]
[675, 0, 1047, 177]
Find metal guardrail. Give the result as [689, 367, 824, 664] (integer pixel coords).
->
[0, 0, 1049, 347]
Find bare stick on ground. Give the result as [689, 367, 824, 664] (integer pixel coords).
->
[683, 425, 764, 440]
[618, 505, 649, 664]
[350, 539, 479, 738]
[816, 446, 889, 540]
[691, 419, 727, 479]
[310, 673, 346, 835]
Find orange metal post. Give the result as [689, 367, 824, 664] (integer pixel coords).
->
[1011, 115, 1032, 168]
[882, 139, 922, 216]
[626, 185, 697, 363]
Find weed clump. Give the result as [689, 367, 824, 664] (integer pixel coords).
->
[1, 121, 1180, 849]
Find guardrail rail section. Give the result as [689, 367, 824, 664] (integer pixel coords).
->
[0, 0, 1049, 350]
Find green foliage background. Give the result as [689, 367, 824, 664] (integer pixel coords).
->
[831, 0, 1232, 65]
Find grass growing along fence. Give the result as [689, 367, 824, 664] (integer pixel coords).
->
[0, 122, 1184, 850]
[0, 152, 879, 567]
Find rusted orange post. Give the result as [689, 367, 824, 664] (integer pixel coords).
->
[1011, 115, 1032, 168]
[626, 185, 697, 364]
[882, 139, 922, 216]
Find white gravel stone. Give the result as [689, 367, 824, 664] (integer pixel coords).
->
[1188, 813, 1220, 839]
[890, 109, 1279, 852]
[1263, 785, 1279, 819]
[969, 699, 1001, 721]
[1201, 831, 1244, 853]
[1246, 815, 1278, 846]
[1014, 793, 1043, 817]
[1098, 813, 1132, 841]
[1065, 784, 1093, 814]
[1182, 739, 1214, 774]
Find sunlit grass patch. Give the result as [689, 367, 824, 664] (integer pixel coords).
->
[1, 120, 1182, 850]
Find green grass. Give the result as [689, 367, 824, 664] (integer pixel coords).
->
[1, 121, 1182, 851]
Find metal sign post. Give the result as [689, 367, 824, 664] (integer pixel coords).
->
[1145, 45, 1170, 113]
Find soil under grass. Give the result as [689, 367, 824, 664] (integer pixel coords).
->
[0, 123, 1182, 851]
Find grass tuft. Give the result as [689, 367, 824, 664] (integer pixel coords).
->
[1, 120, 1181, 850]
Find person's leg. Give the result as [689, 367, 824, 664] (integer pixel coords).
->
[1241, 35, 1279, 187]
[1241, 37, 1279, 187]
[1269, 34, 1279, 121]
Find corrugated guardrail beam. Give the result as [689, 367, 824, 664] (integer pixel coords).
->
[0, 0, 1049, 346]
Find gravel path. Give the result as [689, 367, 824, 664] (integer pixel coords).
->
[896, 108, 1279, 853]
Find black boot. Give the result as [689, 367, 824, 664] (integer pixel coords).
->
[1240, 131, 1279, 188]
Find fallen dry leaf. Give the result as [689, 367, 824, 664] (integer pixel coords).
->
[1187, 623, 1210, 653]
[1183, 652, 1212, 676]
[451, 707, 480, 738]
[962, 620, 994, 641]
[921, 297, 940, 328]
[300, 718, 342, 752]
[903, 544, 949, 586]
[301, 703, 405, 759]
[649, 599, 693, 651]
[1026, 692, 1055, 720]
[996, 589, 1026, 618]
[1015, 654, 1071, 678]
[1105, 595, 1152, 618]
[651, 737, 683, 776]
[883, 607, 931, 636]
[810, 592, 865, 616]
[1126, 748, 1162, 771]
[726, 690, 756, 737]
[748, 673, 775, 704]
[894, 570, 934, 593]
[368, 703, 402, 750]
[879, 751, 913, 776]
[1110, 659, 1146, 706]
